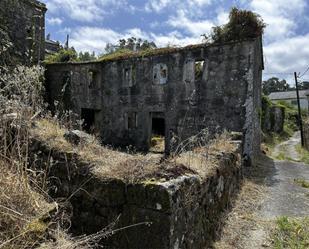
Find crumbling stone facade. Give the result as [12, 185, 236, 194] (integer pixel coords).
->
[0, 0, 46, 65]
[46, 38, 263, 162]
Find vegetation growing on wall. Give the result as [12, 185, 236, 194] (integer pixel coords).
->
[262, 96, 291, 149]
[45, 49, 98, 63]
[277, 100, 307, 132]
[45, 48, 78, 63]
[210, 7, 266, 43]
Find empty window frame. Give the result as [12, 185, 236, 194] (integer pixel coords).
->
[124, 65, 136, 87]
[126, 112, 138, 129]
[195, 60, 205, 81]
[153, 63, 168, 84]
[88, 70, 98, 88]
[61, 71, 71, 92]
[184, 59, 194, 83]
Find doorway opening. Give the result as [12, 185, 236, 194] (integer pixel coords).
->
[150, 115, 165, 153]
[81, 108, 99, 133]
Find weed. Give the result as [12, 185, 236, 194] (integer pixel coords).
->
[296, 144, 309, 165]
[272, 216, 309, 249]
[294, 178, 309, 189]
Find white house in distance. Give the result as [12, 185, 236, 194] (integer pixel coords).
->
[268, 90, 309, 111]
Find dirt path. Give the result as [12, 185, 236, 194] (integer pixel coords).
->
[244, 133, 309, 248]
[215, 132, 309, 249]
[272, 132, 301, 161]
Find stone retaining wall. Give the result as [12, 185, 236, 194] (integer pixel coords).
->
[303, 120, 309, 151]
[30, 139, 242, 249]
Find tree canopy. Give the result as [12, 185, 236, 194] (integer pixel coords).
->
[262, 77, 309, 95]
[262, 77, 291, 95]
[104, 37, 157, 54]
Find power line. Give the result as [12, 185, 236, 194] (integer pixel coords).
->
[298, 66, 309, 78]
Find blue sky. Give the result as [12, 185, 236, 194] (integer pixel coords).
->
[41, 0, 309, 84]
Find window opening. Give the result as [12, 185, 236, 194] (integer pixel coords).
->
[127, 112, 137, 129]
[195, 60, 205, 81]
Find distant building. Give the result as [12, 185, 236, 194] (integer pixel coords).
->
[45, 33, 61, 55]
[268, 90, 309, 111]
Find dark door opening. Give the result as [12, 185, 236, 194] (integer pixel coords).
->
[81, 108, 98, 133]
[152, 117, 165, 136]
[150, 117, 165, 153]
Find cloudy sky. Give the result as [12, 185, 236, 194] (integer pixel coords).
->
[41, 0, 309, 84]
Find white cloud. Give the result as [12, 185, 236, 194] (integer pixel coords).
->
[47, 17, 63, 25]
[216, 10, 229, 25]
[145, 0, 171, 13]
[249, 0, 306, 40]
[167, 10, 214, 36]
[44, 0, 128, 22]
[145, 0, 211, 13]
[263, 34, 309, 83]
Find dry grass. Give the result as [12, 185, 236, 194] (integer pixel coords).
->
[213, 155, 272, 249]
[0, 160, 55, 249]
[0, 66, 116, 248]
[175, 133, 237, 179]
[31, 119, 238, 183]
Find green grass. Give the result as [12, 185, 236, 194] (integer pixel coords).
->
[296, 144, 309, 165]
[272, 216, 309, 249]
[294, 178, 309, 188]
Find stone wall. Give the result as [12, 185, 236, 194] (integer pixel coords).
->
[262, 105, 285, 133]
[30, 138, 242, 249]
[303, 119, 309, 151]
[0, 0, 46, 66]
[45, 38, 263, 162]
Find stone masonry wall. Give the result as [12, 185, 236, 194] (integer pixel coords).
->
[303, 119, 309, 151]
[30, 138, 242, 249]
[262, 105, 285, 134]
[0, 0, 46, 66]
[46, 38, 263, 162]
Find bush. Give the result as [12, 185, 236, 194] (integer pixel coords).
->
[211, 7, 266, 43]
[45, 48, 78, 63]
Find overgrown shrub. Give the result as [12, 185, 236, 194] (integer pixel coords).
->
[211, 7, 266, 43]
[45, 48, 78, 63]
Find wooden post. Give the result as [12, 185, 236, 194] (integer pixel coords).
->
[294, 72, 304, 147]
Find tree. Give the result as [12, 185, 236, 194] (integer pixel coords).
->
[103, 37, 157, 54]
[262, 77, 291, 95]
[78, 51, 96, 61]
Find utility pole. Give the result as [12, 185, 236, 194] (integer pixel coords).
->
[65, 34, 69, 49]
[294, 72, 304, 147]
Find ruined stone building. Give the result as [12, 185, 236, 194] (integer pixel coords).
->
[46, 38, 263, 163]
[0, 0, 46, 65]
